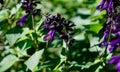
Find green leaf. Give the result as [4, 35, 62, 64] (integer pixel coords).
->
[10, 3, 22, 18]
[71, 16, 91, 28]
[6, 33, 21, 46]
[0, 9, 9, 21]
[17, 39, 34, 50]
[0, 55, 19, 72]
[84, 24, 103, 33]
[35, 19, 44, 31]
[78, 8, 91, 15]
[81, 59, 101, 70]
[74, 32, 85, 40]
[21, 28, 34, 36]
[25, 49, 44, 71]
[16, 36, 29, 43]
[16, 28, 34, 43]
[38, 61, 53, 71]
[5, 28, 22, 46]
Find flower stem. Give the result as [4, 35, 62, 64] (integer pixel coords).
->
[32, 15, 35, 30]
[31, 15, 39, 51]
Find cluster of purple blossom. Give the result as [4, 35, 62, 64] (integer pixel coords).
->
[16, 0, 75, 45]
[16, 0, 40, 26]
[97, 0, 120, 71]
[42, 14, 75, 45]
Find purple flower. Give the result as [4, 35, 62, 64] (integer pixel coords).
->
[116, 62, 120, 72]
[110, 38, 120, 46]
[21, 0, 40, 15]
[98, 0, 120, 52]
[96, 0, 105, 10]
[97, 0, 120, 71]
[43, 29, 55, 41]
[97, 0, 113, 14]
[113, 23, 119, 32]
[16, 0, 40, 26]
[96, 0, 120, 16]
[109, 56, 120, 64]
[42, 14, 75, 45]
[109, 55, 120, 72]
[99, 30, 109, 46]
[42, 24, 50, 28]
[109, 38, 120, 52]
[16, 14, 28, 26]
[115, 31, 120, 36]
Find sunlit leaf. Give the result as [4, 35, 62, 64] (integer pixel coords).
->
[6, 33, 21, 46]
[0, 55, 19, 72]
[10, 3, 22, 17]
[78, 8, 91, 15]
[84, 24, 103, 33]
[0, 9, 9, 21]
[25, 49, 44, 71]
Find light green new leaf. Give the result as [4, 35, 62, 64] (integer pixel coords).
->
[35, 19, 44, 31]
[16, 28, 34, 43]
[84, 24, 103, 33]
[10, 3, 22, 17]
[25, 49, 44, 71]
[0, 55, 19, 72]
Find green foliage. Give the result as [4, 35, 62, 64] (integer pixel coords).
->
[6, 28, 21, 46]
[0, 55, 18, 72]
[0, 0, 113, 72]
[25, 49, 44, 71]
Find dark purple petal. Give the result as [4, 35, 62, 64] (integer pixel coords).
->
[109, 55, 120, 72]
[116, 62, 120, 72]
[113, 23, 119, 31]
[21, 0, 40, 15]
[108, 38, 120, 52]
[32, 9, 40, 15]
[114, 14, 120, 20]
[16, 14, 28, 26]
[43, 29, 55, 41]
[96, 0, 106, 9]
[0, 0, 3, 4]
[42, 24, 50, 28]
[110, 38, 120, 46]
[60, 35, 68, 39]
[114, 31, 120, 36]
[42, 14, 75, 45]
[24, 0, 28, 2]
[109, 55, 120, 64]
[99, 30, 109, 46]
[109, 46, 116, 52]
[96, 0, 114, 15]
[67, 39, 75, 46]
[97, 0, 120, 71]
